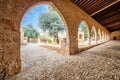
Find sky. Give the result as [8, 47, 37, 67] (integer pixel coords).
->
[20, 4, 49, 31]
[78, 22, 83, 30]
[20, 4, 83, 32]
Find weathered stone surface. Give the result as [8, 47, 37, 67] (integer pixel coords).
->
[3, 30, 21, 75]
[0, 64, 6, 80]
[0, 27, 5, 63]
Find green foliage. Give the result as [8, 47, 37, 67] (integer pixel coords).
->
[81, 23, 88, 38]
[38, 9, 65, 37]
[21, 24, 38, 42]
[48, 38, 52, 44]
[91, 28, 95, 37]
[48, 5, 55, 11]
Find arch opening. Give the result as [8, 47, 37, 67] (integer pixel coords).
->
[98, 29, 101, 43]
[20, 3, 69, 47]
[113, 36, 117, 40]
[91, 26, 96, 45]
[78, 21, 89, 48]
[20, 3, 69, 69]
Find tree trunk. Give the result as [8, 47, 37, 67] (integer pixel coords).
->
[28, 37, 30, 42]
[53, 33, 59, 44]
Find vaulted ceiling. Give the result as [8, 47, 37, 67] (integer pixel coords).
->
[70, 0, 120, 32]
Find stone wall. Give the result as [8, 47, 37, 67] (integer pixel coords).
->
[111, 30, 120, 40]
[0, 63, 6, 80]
[0, 0, 110, 77]
[0, 27, 21, 76]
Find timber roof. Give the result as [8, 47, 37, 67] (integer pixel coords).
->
[71, 0, 120, 32]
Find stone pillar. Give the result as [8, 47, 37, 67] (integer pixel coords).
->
[95, 34, 97, 44]
[102, 33, 104, 42]
[37, 34, 40, 44]
[82, 32, 85, 40]
[103, 33, 104, 42]
[88, 27, 91, 45]
[20, 29, 24, 44]
[100, 34, 102, 43]
[103, 33, 106, 42]
[107, 34, 110, 41]
[2, 30, 21, 76]
[106, 34, 108, 41]
[104, 33, 106, 42]
[69, 29, 78, 55]
[88, 36, 91, 45]
[94, 28, 97, 44]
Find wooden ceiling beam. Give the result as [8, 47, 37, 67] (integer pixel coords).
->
[78, 0, 85, 6]
[105, 21, 120, 28]
[100, 14, 120, 24]
[109, 28, 120, 32]
[80, 0, 91, 8]
[74, 0, 79, 4]
[76, 0, 82, 5]
[108, 25, 120, 31]
[89, 0, 108, 14]
[80, 0, 93, 10]
[87, 0, 100, 11]
[90, 0, 120, 16]
[71, 0, 120, 32]
[108, 26, 120, 31]
[95, 9, 120, 21]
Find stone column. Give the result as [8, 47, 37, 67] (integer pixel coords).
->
[69, 29, 78, 55]
[20, 29, 24, 44]
[3, 30, 21, 75]
[104, 33, 106, 42]
[88, 35, 91, 45]
[95, 34, 97, 44]
[82, 31, 85, 40]
[37, 34, 41, 44]
[103, 33, 106, 42]
[99, 30, 102, 43]
[101, 32, 104, 42]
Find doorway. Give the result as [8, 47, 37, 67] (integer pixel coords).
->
[113, 36, 117, 40]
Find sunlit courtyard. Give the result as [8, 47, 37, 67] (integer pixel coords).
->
[6, 41, 120, 80]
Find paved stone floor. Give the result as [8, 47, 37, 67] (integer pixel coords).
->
[6, 41, 120, 80]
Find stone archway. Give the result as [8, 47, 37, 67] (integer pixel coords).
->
[19, 3, 69, 70]
[98, 29, 102, 43]
[77, 20, 91, 48]
[19, 0, 71, 73]
[91, 26, 97, 44]
[16, 0, 81, 55]
[82, 21, 91, 45]
[20, 2, 70, 52]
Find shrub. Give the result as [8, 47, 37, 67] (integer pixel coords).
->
[48, 38, 52, 44]
[40, 36, 48, 43]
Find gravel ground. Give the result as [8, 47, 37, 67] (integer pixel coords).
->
[6, 41, 120, 80]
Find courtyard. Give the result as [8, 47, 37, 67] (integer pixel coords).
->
[6, 41, 120, 80]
